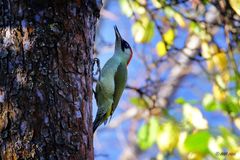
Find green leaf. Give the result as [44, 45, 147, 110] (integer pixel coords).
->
[189, 22, 201, 34]
[137, 117, 159, 150]
[184, 130, 211, 154]
[119, 0, 133, 17]
[175, 97, 186, 105]
[202, 94, 218, 111]
[132, 16, 154, 43]
[130, 97, 148, 109]
[220, 127, 238, 150]
[156, 41, 167, 56]
[201, 0, 209, 5]
[164, 7, 175, 18]
[220, 96, 240, 116]
[157, 121, 179, 153]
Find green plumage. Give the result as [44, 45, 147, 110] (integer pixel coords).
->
[93, 58, 127, 133]
[93, 26, 132, 133]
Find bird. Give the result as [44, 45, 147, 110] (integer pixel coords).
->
[93, 26, 133, 133]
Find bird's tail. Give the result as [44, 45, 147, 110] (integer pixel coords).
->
[93, 118, 101, 133]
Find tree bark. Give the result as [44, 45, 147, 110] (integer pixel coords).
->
[0, 0, 101, 159]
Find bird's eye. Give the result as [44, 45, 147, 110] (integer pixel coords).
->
[121, 40, 130, 51]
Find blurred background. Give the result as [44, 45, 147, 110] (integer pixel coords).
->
[93, 0, 240, 159]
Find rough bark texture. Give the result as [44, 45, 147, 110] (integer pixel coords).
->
[0, 0, 101, 159]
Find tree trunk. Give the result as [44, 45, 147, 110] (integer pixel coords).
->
[0, 0, 101, 159]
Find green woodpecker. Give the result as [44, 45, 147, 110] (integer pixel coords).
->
[93, 26, 133, 133]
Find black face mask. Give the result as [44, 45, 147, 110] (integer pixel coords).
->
[121, 39, 130, 52]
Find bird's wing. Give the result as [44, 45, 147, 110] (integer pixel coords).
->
[93, 97, 113, 132]
[94, 78, 114, 128]
[110, 62, 127, 117]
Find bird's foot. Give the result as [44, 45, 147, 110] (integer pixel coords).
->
[92, 58, 101, 81]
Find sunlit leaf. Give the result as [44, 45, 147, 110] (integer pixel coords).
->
[130, 97, 148, 109]
[212, 84, 226, 101]
[156, 121, 179, 153]
[163, 7, 186, 28]
[201, 41, 214, 71]
[173, 13, 186, 28]
[208, 137, 222, 156]
[209, 43, 218, 54]
[175, 97, 186, 105]
[132, 16, 154, 43]
[234, 117, 240, 130]
[201, 41, 210, 58]
[184, 130, 211, 154]
[202, 94, 217, 111]
[220, 96, 240, 116]
[183, 103, 208, 129]
[164, 6, 175, 17]
[152, 0, 162, 8]
[177, 131, 188, 155]
[163, 29, 175, 45]
[212, 52, 228, 72]
[132, 1, 146, 15]
[119, 0, 146, 17]
[156, 41, 167, 56]
[119, 0, 133, 17]
[220, 127, 239, 150]
[189, 22, 201, 34]
[156, 153, 164, 160]
[137, 117, 159, 150]
[215, 74, 226, 89]
[221, 71, 230, 84]
[186, 34, 200, 49]
[229, 0, 240, 16]
[187, 153, 204, 160]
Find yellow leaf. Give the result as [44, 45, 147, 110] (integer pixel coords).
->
[215, 74, 226, 89]
[156, 41, 167, 56]
[132, 16, 154, 43]
[201, 41, 211, 58]
[201, 43, 228, 73]
[221, 71, 230, 84]
[132, 1, 146, 15]
[206, 60, 214, 71]
[187, 153, 204, 160]
[209, 44, 218, 54]
[174, 13, 186, 28]
[201, 42, 214, 71]
[213, 84, 227, 101]
[157, 121, 179, 153]
[212, 52, 227, 72]
[163, 29, 175, 45]
[229, 0, 240, 16]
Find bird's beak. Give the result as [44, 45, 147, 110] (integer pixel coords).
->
[114, 25, 122, 41]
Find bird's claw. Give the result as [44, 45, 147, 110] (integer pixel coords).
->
[92, 58, 101, 81]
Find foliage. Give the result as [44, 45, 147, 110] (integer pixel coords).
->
[117, 0, 240, 159]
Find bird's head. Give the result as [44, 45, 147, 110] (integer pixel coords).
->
[114, 26, 133, 66]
